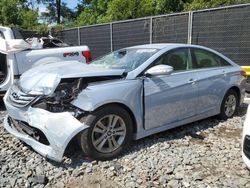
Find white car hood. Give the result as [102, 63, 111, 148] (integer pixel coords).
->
[19, 61, 125, 94]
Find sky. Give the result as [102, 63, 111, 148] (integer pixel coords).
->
[62, 0, 79, 10]
[39, 0, 79, 14]
[38, 0, 79, 24]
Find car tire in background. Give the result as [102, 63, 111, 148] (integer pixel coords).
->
[219, 89, 239, 120]
[79, 104, 133, 160]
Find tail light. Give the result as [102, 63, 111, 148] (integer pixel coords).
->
[82, 51, 92, 64]
[241, 71, 247, 77]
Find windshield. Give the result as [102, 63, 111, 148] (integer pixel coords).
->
[90, 48, 159, 72]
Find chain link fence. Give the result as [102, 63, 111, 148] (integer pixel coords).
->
[192, 4, 250, 66]
[80, 24, 111, 58]
[112, 19, 151, 51]
[55, 29, 79, 46]
[152, 13, 189, 44]
[21, 4, 250, 65]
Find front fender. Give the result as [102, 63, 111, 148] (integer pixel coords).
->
[71, 79, 144, 136]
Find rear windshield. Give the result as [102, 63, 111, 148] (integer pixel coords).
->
[11, 28, 23, 39]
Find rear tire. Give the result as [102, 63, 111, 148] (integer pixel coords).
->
[219, 89, 238, 120]
[79, 105, 133, 161]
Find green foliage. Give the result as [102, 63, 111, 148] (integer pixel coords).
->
[0, 0, 25, 26]
[50, 24, 65, 32]
[35, 24, 50, 34]
[20, 9, 39, 29]
[184, 0, 250, 10]
[0, 0, 40, 29]
[40, 0, 76, 24]
[74, 0, 215, 26]
[100, 0, 155, 22]
[76, 9, 97, 26]
[1, 0, 250, 30]
[75, 0, 110, 26]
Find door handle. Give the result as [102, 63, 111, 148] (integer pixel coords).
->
[188, 78, 197, 84]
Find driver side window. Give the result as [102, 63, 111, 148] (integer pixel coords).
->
[153, 48, 191, 72]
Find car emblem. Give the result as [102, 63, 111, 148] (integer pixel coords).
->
[11, 92, 19, 99]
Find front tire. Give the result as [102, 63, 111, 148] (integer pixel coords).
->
[219, 89, 238, 120]
[79, 105, 133, 160]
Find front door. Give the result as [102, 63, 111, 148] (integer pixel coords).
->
[143, 48, 198, 130]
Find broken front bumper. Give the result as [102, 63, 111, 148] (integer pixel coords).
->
[3, 95, 89, 162]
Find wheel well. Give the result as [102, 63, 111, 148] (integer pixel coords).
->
[64, 102, 138, 156]
[228, 86, 241, 105]
[95, 102, 138, 134]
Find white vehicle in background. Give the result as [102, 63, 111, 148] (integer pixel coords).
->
[0, 26, 91, 96]
[242, 105, 250, 168]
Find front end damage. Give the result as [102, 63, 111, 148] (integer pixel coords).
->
[4, 104, 88, 162]
[3, 61, 140, 161]
[3, 73, 126, 161]
[3, 77, 93, 162]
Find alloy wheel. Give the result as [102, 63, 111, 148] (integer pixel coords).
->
[91, 114, 126, 153]
[224, 94, 237, 117]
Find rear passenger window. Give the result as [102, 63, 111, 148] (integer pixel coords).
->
[192, 49, 231, 69]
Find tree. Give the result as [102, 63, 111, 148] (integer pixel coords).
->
[184, 0, 250, 10]
[1, 0, 250, 29]
[101, 0, 148, 22]
[39, 0, 61, 24]
[75, 0, 110, 25]
[20, 9, 39, 29]
[39, 0, 75, 24]
[0, 0, 39, 29]
[75, 0, 192, 25]
[0, 0, 25, 26]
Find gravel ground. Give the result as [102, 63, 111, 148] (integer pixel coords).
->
[1, 100, 250, 188]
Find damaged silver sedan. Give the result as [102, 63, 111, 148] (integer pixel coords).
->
[3, 44, 245, 161]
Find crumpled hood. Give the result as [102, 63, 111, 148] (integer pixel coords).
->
[19, 61, 125, 95]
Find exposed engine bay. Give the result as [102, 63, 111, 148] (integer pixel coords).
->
[31, 76, 123, 117]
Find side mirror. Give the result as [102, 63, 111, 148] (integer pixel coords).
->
[145, 65, 173, 76]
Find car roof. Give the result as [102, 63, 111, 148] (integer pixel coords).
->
[126, 43, 202, 50]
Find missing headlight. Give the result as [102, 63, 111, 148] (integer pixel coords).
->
[32, 99, 85, 118]
[32, 76, 121, 114]
[32, 78, 87, 116]
[53, 78, 86, 103]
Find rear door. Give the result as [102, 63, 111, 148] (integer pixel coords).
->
[190, 48, 231, 114]
[143, 48, 199, 130]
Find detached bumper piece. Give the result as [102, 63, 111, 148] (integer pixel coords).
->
[243, 135, 250, 160]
